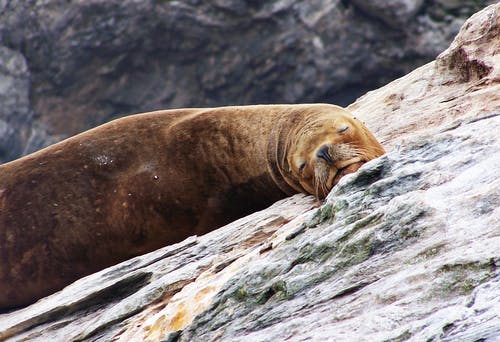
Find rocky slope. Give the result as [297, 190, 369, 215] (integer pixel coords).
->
[1, 2, 499, 342]
[0, 0, 495, 162]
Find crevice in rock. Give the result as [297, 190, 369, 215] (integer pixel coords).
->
[0, 271, 152, 341]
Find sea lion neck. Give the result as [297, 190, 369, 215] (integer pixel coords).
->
[266, 109, 309, 196]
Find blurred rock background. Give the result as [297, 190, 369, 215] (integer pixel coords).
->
[0, 0, 495, 163]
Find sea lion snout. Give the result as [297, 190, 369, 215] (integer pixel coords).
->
[316, 145, 333, 164]
[314, 143, 364, 169]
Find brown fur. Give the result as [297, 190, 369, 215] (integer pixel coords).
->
[0, 104, 384, 309]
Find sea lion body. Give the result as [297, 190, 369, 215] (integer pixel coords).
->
[0, 104, 384, 309]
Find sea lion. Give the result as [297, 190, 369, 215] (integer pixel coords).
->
[0, 104, 384, 309]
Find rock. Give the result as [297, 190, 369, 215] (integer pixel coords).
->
[347, 1, 500, 151]
[0, 46, 31, 162]
[21, 123, 67, 156]
[0, 0, 496, 162]
[350, 0, 425, 27]
[0, 3, 499, 342]
[0, 195, 318, 341]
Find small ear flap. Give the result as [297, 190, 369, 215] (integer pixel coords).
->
[337, 124, 349, 133]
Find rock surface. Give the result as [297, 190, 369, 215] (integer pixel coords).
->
[0, 0, 495, 162]
[0, 46, 30, 162]
[1, 3, 499, 342]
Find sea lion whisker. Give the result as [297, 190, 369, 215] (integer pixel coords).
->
[345, 144, 365, 156]
[321, 181, 330, 198]
[336, 157, 363, 169]
[342, 145, 371, 162]
[353, 144, 382, 161]
[314, 179, 321, 199]
[313, 159, 330, 199]
[313, 170, 323, 199]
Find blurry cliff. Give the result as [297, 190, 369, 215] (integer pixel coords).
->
[0, 3, 498, 341]
[0, 0, 495, 163]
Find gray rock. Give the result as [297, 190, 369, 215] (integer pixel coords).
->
[179, 115, 499, 342]
[0, 0, 495, 162]
[21, 123, 67, 156]
[350, 0, 425, 27]
[0, 46, 31, 163]
[0, 3, 499, 341]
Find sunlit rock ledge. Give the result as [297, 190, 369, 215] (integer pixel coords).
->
[1, 3, 499, 342]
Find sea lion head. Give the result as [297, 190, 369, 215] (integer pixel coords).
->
[285, 106, 385, 199]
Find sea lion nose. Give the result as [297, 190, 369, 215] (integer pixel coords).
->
[316, 145, 333, 164]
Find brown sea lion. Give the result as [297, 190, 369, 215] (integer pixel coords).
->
[0, 104, 384, 309]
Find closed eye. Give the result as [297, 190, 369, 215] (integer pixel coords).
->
[298, 160, 306, 174]
[337, 125, 349, 133]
